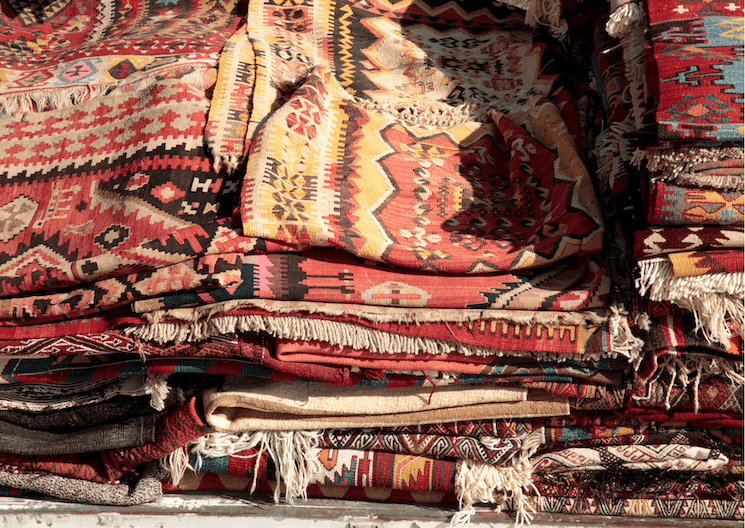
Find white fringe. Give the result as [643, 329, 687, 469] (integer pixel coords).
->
[188, 430, 322, 503]
[632, 146, 744, 175]
[606, 2, 645, 38]
[127, 311, 637, 363]
[452, 458, 538, 527]
[524, 0, 568, 40]
[356, 98, 483, 128]
[633, 354, 744, 413]
[637, 259, 744, 343]
[144, 374, 170, 412]
[160, 446, 191, 487]
[0, 70, 210, 118]
[675, 173, 745, 191]
[609, 305, 645, 366]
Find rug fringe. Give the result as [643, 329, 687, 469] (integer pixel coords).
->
[0, 70, 211, 118]
[606, 1, 645, 38]
[128, 311, 629, 362]
[189, 430, 322, 503]
[632, 146, 744, 175]
[674, 172, 744, 191]
[524, 0, 568, 39]
[609, 305, 645, 366]
[144, 374, 171, 411]
[637, 260, 744, 343]
[637, 259, 744, 343]
[634, 354, 744, 413]
[160, 446, 192, 487]
[356, 98, 482, 128]
[452, 458, 538, 527]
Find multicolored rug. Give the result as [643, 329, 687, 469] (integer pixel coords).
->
[633, 226, 745, 257]
[644, 0, 744, 145]
[647, 181, 744, 226]
[239, 0, 604, 273]
[0, 0, 247, 115]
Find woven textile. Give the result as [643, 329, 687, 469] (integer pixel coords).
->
[647, 181, 744, 225]
[274, 339, 627, 384]
[0, 0, 246, 114]
[0, 395, 207, 484]
[644, 0, 744, 144]
[127, 304, 638, 362]
[317, 429, 538, 466]
[204, 27, 254, 172]
[135, 249, 611, 312]
[0, 80, 254, 306]
[667, 250, 743, 276]
[532, 471, 744, 519]
[633, 226, 745, 257]
[0, 461, 165, 506]
[532, 444, 731, 473]
[239, 0, 604, 273]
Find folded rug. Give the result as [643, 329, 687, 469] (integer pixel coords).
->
[273, 338, 627, 384]
[646, 182, 744, 226]
[204, 377, 527, 416]
[633, 226, 745, 258]
[0, 376, 167, 412]
[532, 444, 732, 473]
[129, 303, 643, 362]
[239, 0, 604, 273]
[0, 395, 207, 484]
[0, 414, 156, 455]
[203, 382, 570, 431]
[165, 442, 539, 524]
[531, 469, 744, 519]
[643, 0, 744, 145]
[0, 0, 247, 115]
[0, 461, 165, 506]
[0, 80, 250, 304]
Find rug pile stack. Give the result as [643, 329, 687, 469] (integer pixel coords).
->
[0, 0, 741, 523]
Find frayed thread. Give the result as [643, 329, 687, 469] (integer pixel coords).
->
[637, 259, 744, 344]
[452, 458, 538, 527]
[524, 0, 568, 39]
[127, 311, 628, 362]
[189, 430, 322, 503]
[606, 2, 645, 38]
[144, 374, 170, 411]
[634, 354, 744, 413]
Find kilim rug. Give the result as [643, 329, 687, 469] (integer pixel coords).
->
[127, 306, 637, 362]
[132, 249, 611, 313]
[646, 181, 744, 226]
[0, 381, 197, 432]
[644, 0, 744, 145]
[164, 475, 745, 520]
[0, 80, 255, 303]
[531, 470, 744, 519]
[202, 383, 570, 432]
[239, 0, 604, 273]
[532, 443, 732, 473]
[633, 226, 745, 257]
[273, 338, 627, 384]
[0, 0, 247, 115]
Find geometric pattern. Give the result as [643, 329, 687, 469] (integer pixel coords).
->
[0, 0, 247, 114]
[646, 0, 744, 143]
[240, 0, 604, 273]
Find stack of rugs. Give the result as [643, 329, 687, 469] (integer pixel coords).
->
[0, 0, 741, 524]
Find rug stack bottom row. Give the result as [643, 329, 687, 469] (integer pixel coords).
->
[0, 0, 741, 524]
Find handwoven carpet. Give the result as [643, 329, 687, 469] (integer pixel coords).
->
[0, 0, 247, 115]
[239, 0, 604, 273]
